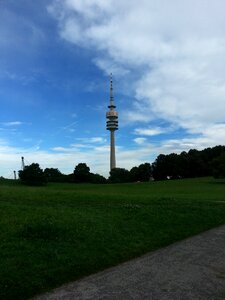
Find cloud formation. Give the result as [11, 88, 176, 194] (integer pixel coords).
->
[49, 0, 225, 147]
[2, 121, 23, 127]
[134, 127, 166, 136]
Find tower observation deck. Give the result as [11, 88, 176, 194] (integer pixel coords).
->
[106, 74, 118, 171]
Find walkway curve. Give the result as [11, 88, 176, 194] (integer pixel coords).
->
[32, 225, 225, 300]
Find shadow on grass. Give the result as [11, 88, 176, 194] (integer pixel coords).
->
[209, 179, 225, 185]
[19, 221, 67, 241]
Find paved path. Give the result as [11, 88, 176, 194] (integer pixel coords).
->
[33, 225, 225, 300]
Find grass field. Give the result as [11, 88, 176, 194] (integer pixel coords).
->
[0, 177, 225, 300]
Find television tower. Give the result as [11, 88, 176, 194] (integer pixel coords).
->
[106, 74, 118, 171]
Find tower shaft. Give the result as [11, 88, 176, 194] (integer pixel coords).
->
[110, 130, 116, 170]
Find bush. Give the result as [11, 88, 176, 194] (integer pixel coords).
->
[90, 173, 107, 184]
[19, 163, 46, 186]
[109, 168, 130, 183]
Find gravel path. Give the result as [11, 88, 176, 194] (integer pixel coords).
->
[33, 225, 225, 300]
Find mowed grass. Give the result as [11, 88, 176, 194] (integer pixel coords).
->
[0, 177, 225, 300]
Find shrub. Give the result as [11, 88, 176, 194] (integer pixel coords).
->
[19, 163, 46, 186]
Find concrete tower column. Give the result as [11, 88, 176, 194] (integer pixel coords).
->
[110, 130, 116, 170]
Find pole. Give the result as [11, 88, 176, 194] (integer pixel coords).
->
[110, 130, 116, 171]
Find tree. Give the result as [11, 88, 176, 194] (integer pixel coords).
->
[44, 168, 64, 182]
[152, 154, 168, 180]
[187, 149, 206, 178]
[151, 146, 225, 180]
[130, 163, 152, 182]
[109, 168, 130, 183]
[90, 173, 107, 184]
[73, 163, 91, 183]
[211, 154, 225, 178]
[19, 163, 46, 186]
[137, 163, 152, 181]
[129, 166, 139, 182]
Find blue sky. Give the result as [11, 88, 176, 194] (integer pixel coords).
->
[1, 0, 225, 178]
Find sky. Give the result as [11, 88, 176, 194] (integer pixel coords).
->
[0, 0, 225, 178]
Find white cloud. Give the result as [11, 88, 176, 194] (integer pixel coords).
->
[76, 137, 106, 143]
[2, 121, 23, 127]
[52, 146, 69, 152]
[134, 127, 166, 136]
[133, 137, 147, 145]
[49, 0, 225, 147]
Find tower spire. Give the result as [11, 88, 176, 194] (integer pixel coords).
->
[106, 74, 118, 171]
[110, 73, 114, 107]
[109, 73, 116, 109]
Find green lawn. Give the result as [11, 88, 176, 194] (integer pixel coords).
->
[0, 177, 225, 300]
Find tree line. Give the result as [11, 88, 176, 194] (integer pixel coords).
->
[18, 145, 225, 185]
[152, 145, 225, 180]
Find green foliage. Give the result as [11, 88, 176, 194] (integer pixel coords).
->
[43, 168, 65, 182]
[73, 163, 91, 183]
[0, 178, 225, 299]
[73, 163, 106, 183]
[130, 163, 151, 182]
[90, 172, 107, 184]
[152, 145, 225, 180]
[109, 167, 130, 183]
[211, 153, 225, 178]
[19, 163, 46, 186]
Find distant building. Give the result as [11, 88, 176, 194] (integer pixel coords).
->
[106, 74, 118, 172]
